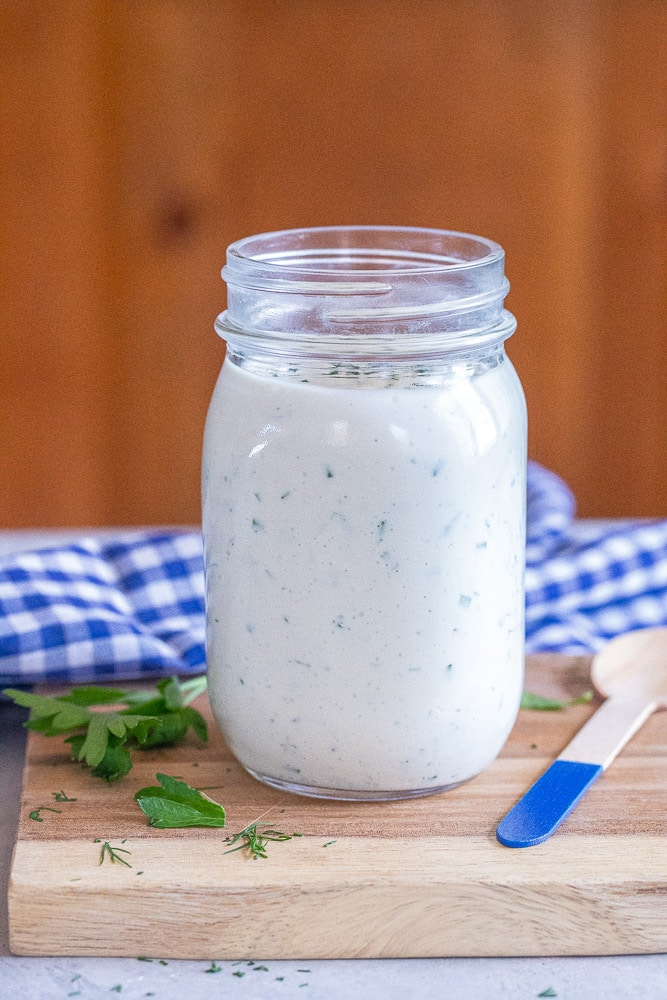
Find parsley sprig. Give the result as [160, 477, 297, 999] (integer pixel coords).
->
[3, 676, 207, 782]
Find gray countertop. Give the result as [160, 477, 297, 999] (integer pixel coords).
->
[0, 529, 665, 999]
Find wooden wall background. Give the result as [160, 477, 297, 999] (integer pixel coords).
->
[1, 0, 665, 527]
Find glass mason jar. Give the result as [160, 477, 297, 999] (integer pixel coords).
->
[202, 226, 527, 801]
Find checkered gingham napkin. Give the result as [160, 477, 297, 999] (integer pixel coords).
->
[1, 463, 666, 687]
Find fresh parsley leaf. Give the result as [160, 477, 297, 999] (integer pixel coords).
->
[2, 677, 208, 782]
[130, 707, 206, 748]
[121, 676, 206, 714]
[67, 733, 134, 782]
[134, 773, 227, 828]
[3, 690, 91, 731]
[79, 713, 115, 768]
[65, 686, 131, 706]
[520, 690, 593, 711]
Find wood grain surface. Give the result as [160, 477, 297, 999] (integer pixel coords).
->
[8, 655, 667, 958]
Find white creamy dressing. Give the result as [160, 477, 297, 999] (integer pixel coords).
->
[203, 356, 526, 796]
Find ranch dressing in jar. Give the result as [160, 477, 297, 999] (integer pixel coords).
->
[203, 226, 526, 800]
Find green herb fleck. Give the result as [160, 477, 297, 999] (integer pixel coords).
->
[2, 676, 207, 783]
[111, 987, 123, 993]
[323, 840, 337, 847]
[224, 820, 299, 860]
[521, 691, 593, 711]
[253, 965, 269, 971]
[134, 773, 226, 829]
[53, 790, 77, 802]
[96, 839, 132, 867]
[204, 961, 222, 973]
[233, 970, 245, 977]
[29, 805, 61, 822]
[538, 990, 557, 998]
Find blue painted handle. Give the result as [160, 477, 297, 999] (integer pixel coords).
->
[496, 759, 603, 848]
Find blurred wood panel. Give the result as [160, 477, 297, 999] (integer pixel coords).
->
[0, 0, 665, 526]
[0, 3, 114, 523]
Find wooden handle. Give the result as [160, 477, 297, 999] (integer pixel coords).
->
[556, 694, 656, 770]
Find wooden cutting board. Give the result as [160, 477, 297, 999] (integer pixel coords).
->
[8, 655, 667, 958]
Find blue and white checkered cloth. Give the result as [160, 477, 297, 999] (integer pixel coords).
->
[1, 462, 666, 686]
[0, 532, 206, 687]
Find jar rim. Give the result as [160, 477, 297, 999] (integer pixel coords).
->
[218, 226, 514, 356]
[224, 225, 505, 282]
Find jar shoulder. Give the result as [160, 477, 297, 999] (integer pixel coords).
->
[205, 356, 525, 432]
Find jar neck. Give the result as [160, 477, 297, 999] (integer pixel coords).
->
[223, 341, 508, 388]
[215, 226, 517, 374]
